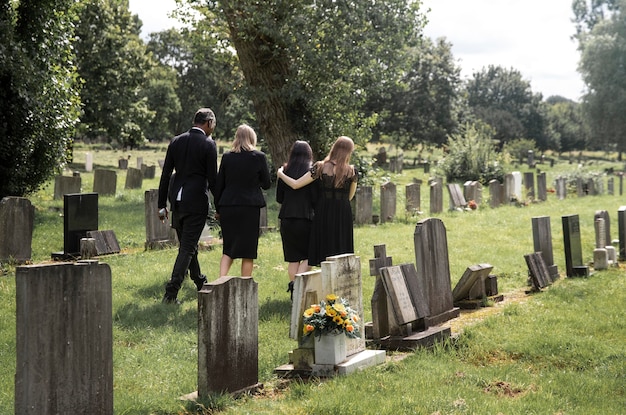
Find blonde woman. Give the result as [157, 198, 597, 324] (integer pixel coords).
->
[214, 124, 271, 277]
[277, 136, 357, 267]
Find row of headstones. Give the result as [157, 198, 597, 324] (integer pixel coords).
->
[54, 165, 157, 199]
[83, 152, 158, 173]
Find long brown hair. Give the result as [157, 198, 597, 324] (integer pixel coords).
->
[315, 136, 355, 187]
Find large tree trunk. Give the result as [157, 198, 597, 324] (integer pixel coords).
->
[221, 2, 304, 168]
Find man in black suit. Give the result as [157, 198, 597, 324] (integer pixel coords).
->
[158, 108, 218, 304]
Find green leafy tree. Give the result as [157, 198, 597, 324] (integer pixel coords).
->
[183, 0, 426, 165]
[74, 0, 153, 148]
[545, 96, 589, 151]
[465, 65, 553, 151]
[140, 64, 181, 141]
[573, 0, 626, 155]
[0, 0, 80, 198]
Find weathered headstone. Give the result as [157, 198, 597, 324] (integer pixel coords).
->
[145, 189, 177, 249]
[608, 177, 614, 195]
[0, 197, 34, 264]
[562, 214, 589, 277]
[118, 158, 128, 169]
[463, 180, 482, 206]
[429, 179, 443, 214]
[389, 154, 403, 173]
[380, 181, 396, 223]
[531, 216, 559, 281]
[380, 266, 418, 325]
[85, 152, 93, 172]
[619, 206, 626, 260]
[512, 171, 523, 201]
[15, 261, 113, 414]
[556, 177, 567, 200]
[405, 182, 421, 215]
[198, 276, 261, 396]
[54, 175, 81, 200]
[524, 172, 535, 200]
[537, 172, 547, 202]
[452, 263, 494, 304]
[413, 218, 460, 326]
[489, 179, 502, 208]
[142, 164, 156, 179]
[593, 217, 609, 270]
[577, 177, 584, 197]
[93, 169, 117, 196]
[125, 167, 143, 189]
[375, 147, 387, 167]
[80, 237, 97, 259]
[447, 183, 466, 210]
[527, 150, 534, 167]
[86, 230, 120, 255]
[354, 186, 373, 225]
[524, 252, 552, 291]
[594, 210, 611, 247]
[369, 244, 392, 277]
[53, 193, 99, 260]
[136, 156, 143, 170]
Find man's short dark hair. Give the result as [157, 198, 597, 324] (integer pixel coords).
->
[194, 108, 215, 125]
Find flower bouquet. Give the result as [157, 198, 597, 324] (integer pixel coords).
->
[302, 294, 361, 339]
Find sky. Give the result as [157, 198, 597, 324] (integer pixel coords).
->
[129, 0, 586, 102]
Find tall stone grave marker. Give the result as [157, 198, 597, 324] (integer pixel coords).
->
[452, 263, 495, 305]
[619, 206, 626, 260]
[537, 172, 547, 201]
[405, 182, 421, 215]
[125, 167, 143, 189]
[93, 169, 117, 196]
[429, 179, 443, 214]
[413, 218, 460, 326]
[504, 173, 514, 202]
[354, 186, 373, 225]
[532, 216, 559, 281]
[145, 189, 177, 249]
[562, 214, 589, 277]
[463, 180, 482, 206]
[594, 210, 611, 247]
[524, 172, 535, 200]
[380, 181, 396, 223]
[489, 179, 502, 208]
[593, 217, 609, 270]
[52, 193, 99, 260]
[15, 261, 113, 414]
[198, 276, 261, 396]
[85, 151, 93, 172]
[556, 177, 567, 200]
[54, 175, 81, 200]
[0, 197, 34, 264]
[447, 183, 466, 210]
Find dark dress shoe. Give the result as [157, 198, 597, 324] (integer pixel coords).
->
[194, 274, 208, 291]
[162, 295, 181, 305]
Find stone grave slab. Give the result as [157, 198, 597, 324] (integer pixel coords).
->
[0, 197, 34, 264]
[93, 169, 117, 196]
[86, 230, 120, 255]
[125, 167, 143, 189]
[452, 263, 496, 305]
[354, 186, 373, 225]
[562, 214, 589, 277]
[447, 183, 466, 210]
[54, 175, 81, 200]
[380, 265, 418, 325]
[380, 181, 396, 223]
[53, 193, 98, 260]
[532, 216, 559, 281]
[144, 189, 177, 249]
[524, 252, 552, 291]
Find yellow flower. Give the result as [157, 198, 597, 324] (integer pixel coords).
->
[303, 308, 314, 318]
[333, 315, 343, 325]
[334, 303, 346, 313]
[326, 307, 337, 317]
[326, 293, 338, 302]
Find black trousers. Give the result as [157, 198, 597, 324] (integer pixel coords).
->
[164, 209, 206, 298]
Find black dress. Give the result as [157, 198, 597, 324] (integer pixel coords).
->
[308, 166, 357, 267]
[277, 176, 314, 262]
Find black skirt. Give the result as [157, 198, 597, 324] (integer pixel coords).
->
[219, 206, 261, 259]
[280, 218, 312, 262]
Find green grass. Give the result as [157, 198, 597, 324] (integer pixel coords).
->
[1, 144, 626, 413]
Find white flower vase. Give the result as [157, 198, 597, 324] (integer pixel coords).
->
[314, 333, 347, 365]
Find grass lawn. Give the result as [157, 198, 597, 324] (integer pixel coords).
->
[0, 143, 625, 414]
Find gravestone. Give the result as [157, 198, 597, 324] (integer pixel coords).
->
[54, 175, 81, 200]
[527, 150, 534, 167]
[375, 147, 387, 167]
[144, 189, 177, 249]
[429, 179, 443, 214]
[537, 172, 547, 201]
[125, 167, 143, 189]
[489, 179, 502, 208]
[524, 252, 552, 291]
[259, 205, 269, 233]
[389, 154, 403, 173]
[577, 177, 584, 197]
[118, 158, 128, 169]
[619, 206, 626, 260]
[15, 261, 113, 414]
[447, 183, 466, 210]
[524, 172, 535, 200]
[0, 197, 34, 264]
[413, 217, 460, 326]
[587, 178, 597, 196]
[198, 276, 261, 396]
[136, 156, 143, 170]
[85, 152, 93, 172]
[86, 230, 120, 255]
[405, 182, 421, 215]
[93, 169, 117, 196]
[512, 171, 523, 200]
[380, 181, 396, 223]
[594, 210, 611, 247]
[380, 266, 418, 325]
[354, 186, 373, 225]
[562, 214, 589, 277]
[463, 181, 482, 206]
[556, 177, 567, 200]
[452, 263, 496, 306]
[531, 216, 559, 281]
[593, 217, 609, 270]
[52, 193, 99, 260]
[142, 164, 156, 179]
[620, 174, 624, 196]
[369, 244, 392, 277]
[608, 177, 614, 195]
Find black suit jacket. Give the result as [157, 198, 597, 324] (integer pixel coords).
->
[214, 150, 271, 212]
[158, 127, 218, 214]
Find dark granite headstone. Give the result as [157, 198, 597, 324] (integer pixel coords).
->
[562, 214, 588, 277]
[618, 206, 626, 260]
[532, 216, 559, 281]
[60, 193, 98, 258]
[524, 252, 552, 290]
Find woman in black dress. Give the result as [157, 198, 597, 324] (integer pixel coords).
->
[214, 124, 271, 277]
[277, 136, 357, 267]
[276, 141, 315, 296]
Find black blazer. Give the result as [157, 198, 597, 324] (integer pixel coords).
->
[214, 150, 271, 212]
[158, 127, 218, 214]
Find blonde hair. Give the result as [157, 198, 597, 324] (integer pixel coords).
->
[316, 136, 355, 187]
[231, 124, 257, 152]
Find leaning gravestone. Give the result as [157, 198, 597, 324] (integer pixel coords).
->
[125, 167, 143, 189]
[562, 214, 589, 277]
[93, 169, 117, 196]
[354, 186, 373, 225]
[524, 252, 552, 291]
[452, 263, 497, 307]
[447, 183, 466, 210]
[144, 189, 177, 249]
[197, 276, 261, 397]
[15, 261, 113, 414]
[0, 197, 34, 264]
[86, 230, 120, 255]
[380, 181, 396, 223]
[54, 175, 81, 200]
[413, 217, 460, 326]
[531, 216, 559, 281]
[52, 193, 99, 260]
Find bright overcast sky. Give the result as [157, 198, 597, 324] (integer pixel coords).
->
[129, 0, 586, 102]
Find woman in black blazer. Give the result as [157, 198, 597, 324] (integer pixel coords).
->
[214, 124, 271, 277]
